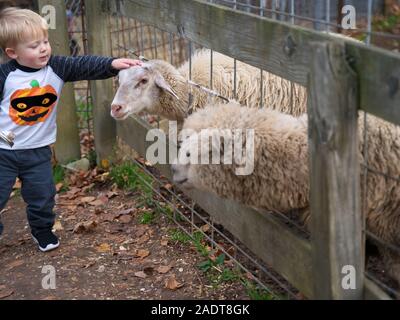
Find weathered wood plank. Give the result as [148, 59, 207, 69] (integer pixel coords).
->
[308, 41, 363, 299]
[38, 0, 81, 163]
[364, 279, 392, 300]
[346, 43, 400, 125]
[111, 0, 400, 125]
[86, 0, 117, 166]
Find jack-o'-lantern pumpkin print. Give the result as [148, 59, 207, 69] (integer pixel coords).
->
[9, 80, 58, 126]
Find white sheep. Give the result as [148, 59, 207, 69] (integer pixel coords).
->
[110, 49, 307, 121]
[171, 102, 400, 289]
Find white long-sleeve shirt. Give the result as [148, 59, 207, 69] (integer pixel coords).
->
[0, 55, 118, 149]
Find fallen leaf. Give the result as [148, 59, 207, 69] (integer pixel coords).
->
[106, 191, 118, 199]
[137, 234, 150, 244]
[88, 199, 104, 207]
[0, 287, 14, 299]
[134, 226, 148, 238]
[82, 261, 96, 269]
[52, 220, 64, 232]
[95, 172, 110, 182]
[101, 213, 115, 222]
[80, 196, 96, 203]
[135, 249, 150, 259]
[101, 159, 110, 169]
[81, 183, 95, 193]
[6, 260, 24, 270]
[163, 183, 173, 190]
[64, 215, 77, 222]
[73, 220, 97, 233]
[165, 275, 184, 290]
[119, 215, 132, 224]
[98, 195, 109, 204]
[66, 205, 78, 212]
[97, 243, 111, 253]
[13, 179, 21, 189]
[200, 224, 211, 233]
[157, 265, 172, 274]
[134, 271, 147, 279]
[67, 187, 81, 195]
[114, 208, 135, 219]
[55, 182, 64, 192]
[160, 240, 168, 246]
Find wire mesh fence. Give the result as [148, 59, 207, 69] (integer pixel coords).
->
[65, 0, 94, 149]
[210, 0, 400, 51]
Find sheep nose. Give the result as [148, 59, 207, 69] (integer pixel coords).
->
[111, 104, 123, 114]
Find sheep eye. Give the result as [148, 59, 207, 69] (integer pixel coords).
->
[186, 151, 190, 157]
[134, 78, 148, 89]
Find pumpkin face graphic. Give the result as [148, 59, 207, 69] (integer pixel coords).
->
[9, 80, 58, 126]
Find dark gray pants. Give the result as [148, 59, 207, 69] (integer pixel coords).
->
[0, 146, 56, 235]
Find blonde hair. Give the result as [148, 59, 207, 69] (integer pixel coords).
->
[0, 8, 48, 50]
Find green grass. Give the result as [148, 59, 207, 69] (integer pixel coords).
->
[242, 280, 276, 300]
[52, 164, 69, 193]
[87, 149, 97, 168]
[373, 14, 400, 32]
[110, 162, 153, 195]
[169, 228, 192, 244]
[138, 211, 156, 224]
[53, 164, 65, 185]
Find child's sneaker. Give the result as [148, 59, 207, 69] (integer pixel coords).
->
[32, 230, 59, 252]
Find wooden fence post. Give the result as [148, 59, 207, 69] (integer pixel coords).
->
[37, 0, 81, 164]
[85, 0, 116, 167]
[308, 41, 363, 299]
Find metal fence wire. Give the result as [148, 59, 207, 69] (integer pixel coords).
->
[65, 0, 94, 142]
[68, 0, 400, 299]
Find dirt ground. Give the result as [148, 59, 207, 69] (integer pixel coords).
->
[0, 177, 252, 300]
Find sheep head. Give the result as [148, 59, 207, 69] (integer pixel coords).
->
[172, 127, 245, 191]
[111, 62, 180, 120]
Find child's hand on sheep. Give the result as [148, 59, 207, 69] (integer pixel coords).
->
[111, 58, 142, 70]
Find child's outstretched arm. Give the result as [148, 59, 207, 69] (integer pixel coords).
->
[48, 55, 142, 82]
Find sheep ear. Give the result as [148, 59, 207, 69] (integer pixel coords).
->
[155, 74, 180, 100]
